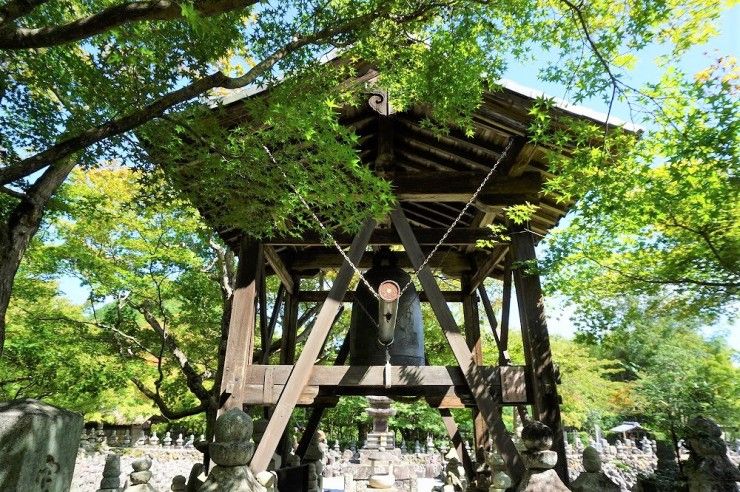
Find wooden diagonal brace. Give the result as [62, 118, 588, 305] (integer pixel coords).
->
[250, 219, 376, 473]
[390, 207, 524, 483]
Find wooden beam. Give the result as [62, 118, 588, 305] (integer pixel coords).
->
[496, 136, 528, 176]
[390, 207, 524, 483]
[219, 239, 262, 411]
[250, 219, 376, 473]
[265, 227, 502, 247]
[289, 249, 472, 272]
[393, 172, 541, 201]
[440, 408, 475, 480]
[478, 284, 509, 365]
[264, 245, 294, 294]
[241, 365, 528, 407]
[297, 290, 465, 303]
[509, 226, 568, 484]
[468, 246, 509, 294]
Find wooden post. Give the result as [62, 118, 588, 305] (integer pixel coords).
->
[500, 253, 512, 355]
[219, 238, 262, 412]
[250, 219, 376, 473]
[478, 284, 510, 365]
[439, 408, 475, 479]
[509, 226, 568, 484]
[280, 275, 300, 365]
[462, 275, 489, 458]
[390, 208, 524, 483]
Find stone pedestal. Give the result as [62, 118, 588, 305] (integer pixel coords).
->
[516, 421, 569, 492]
[0, 398, 83, 492]
[364, 396, 396, 450]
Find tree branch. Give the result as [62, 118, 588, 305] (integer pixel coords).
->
[131, 378, 207, 420]
[137, 305, 211, 402]
[0, 9, 384, 186]
[0, 0, 257, 49]
[0, 0, 48, 28]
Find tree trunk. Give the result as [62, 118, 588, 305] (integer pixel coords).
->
[0, 159, 76, 357]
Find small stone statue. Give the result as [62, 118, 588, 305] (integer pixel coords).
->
[515, 421, 568, 492]
[414, 440, 422, 454]
[487, 449, 512, 492]
[122, 430, 132, 447]
[441, 448, 467, 491]
[199, 408, 264, 492]
[683, 416, 740, 492]
[175, 433, 184, 448]
[570, 446, 620, 491]
[171, 475, 187, 492]
[97, 454, 121, 492]
[163, 431, 172, 447]
[123, 456, 156, 492]
[148, 431, 159, 446]
[303, 432, 325, 492]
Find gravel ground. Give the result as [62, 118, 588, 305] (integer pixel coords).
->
[72, 448, 201, 491]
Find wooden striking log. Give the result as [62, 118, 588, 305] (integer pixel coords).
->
[265, 227, 502, 247]
[219, 239, 262, 411]
[390, 207, 524, 483]
[509, 226, 568, 484]
[250, 219, 376, 473]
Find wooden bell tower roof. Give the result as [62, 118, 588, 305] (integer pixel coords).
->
[177, 65, 636, 288]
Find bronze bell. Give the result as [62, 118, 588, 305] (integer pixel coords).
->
[349, 247, 425, 365]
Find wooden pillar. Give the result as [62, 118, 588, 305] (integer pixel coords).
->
[280, 275, 300, 365]
[250, 219, 376, 473]
[219, 238, 262, 412]
[509, 226, 568, 484]
[462, 275, 489, 456]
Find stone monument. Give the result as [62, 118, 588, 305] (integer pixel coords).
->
[97, 454, 121, 492]
[570, 446, 619, 491]
[364, 396, 396, 450]
[516, 421, 569, 492]
[0, 398, 83, 492]
[302, 432, 325, 492]
[123, 456, 156, 492]
[683, 416, 740, 492]
[199, 408, 264, 492]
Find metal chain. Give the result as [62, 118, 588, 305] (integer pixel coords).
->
[398, 138, 515, 295]
[262, 145, 381, 300]
[265, 136, 514, 301]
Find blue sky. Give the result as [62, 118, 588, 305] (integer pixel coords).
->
[57, 5, 739, 348]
